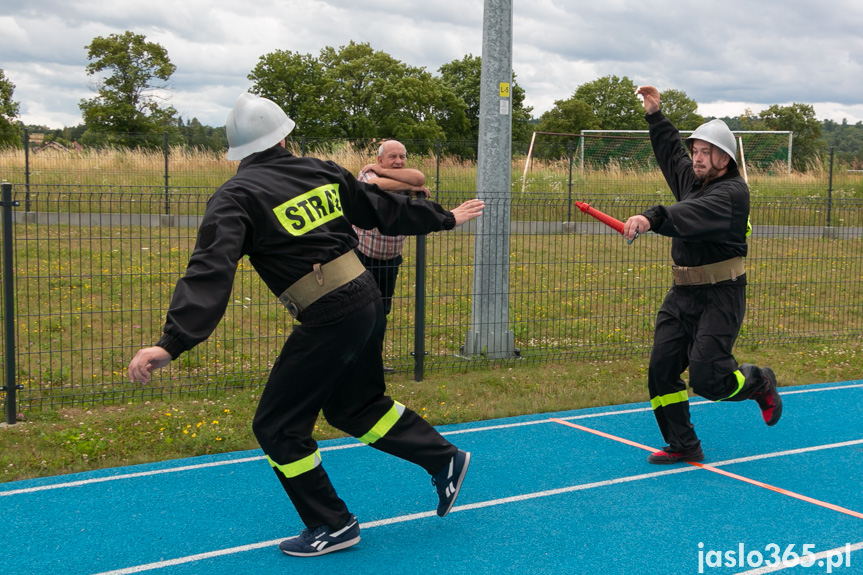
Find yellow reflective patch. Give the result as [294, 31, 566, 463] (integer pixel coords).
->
[717, 370, 746, 401]
[266, 449, 321, 478]
[746, 216, 752, 238]
[650, 390, 690, 410]
[273, 183, 343, 236]
[358, 401, 405, 445]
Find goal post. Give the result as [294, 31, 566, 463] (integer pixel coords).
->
[521, 130, 583, 195]
[578, 129, 793, 175]
[520, 129, 793, 184]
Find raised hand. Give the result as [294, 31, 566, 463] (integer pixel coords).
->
[636, 86, 660, 115]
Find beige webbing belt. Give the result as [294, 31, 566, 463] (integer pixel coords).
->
[278, 250, 366, 317]
[672, 257, 745, 286]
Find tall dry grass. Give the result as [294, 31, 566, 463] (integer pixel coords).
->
[1, 142, 860, 202]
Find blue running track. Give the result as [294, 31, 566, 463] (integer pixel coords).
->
[3, 381, 862, 575]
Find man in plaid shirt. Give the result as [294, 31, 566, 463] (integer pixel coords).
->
[353, 140, 430, 365]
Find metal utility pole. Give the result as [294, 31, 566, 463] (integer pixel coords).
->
[464, 0, 515, 359]
[2, 182, 20, 424]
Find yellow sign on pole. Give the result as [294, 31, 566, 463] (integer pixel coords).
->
[499, 82, 510, 98]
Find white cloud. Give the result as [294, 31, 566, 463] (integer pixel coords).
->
[3, 0, 863, 129]
[812, 103, 863, 125]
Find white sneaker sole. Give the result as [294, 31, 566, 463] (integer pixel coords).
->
[438, 451, 471, 517]
[280, 535, 361, 557]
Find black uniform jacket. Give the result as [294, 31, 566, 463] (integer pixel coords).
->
[641, 111, 750, 271]
[157, 146, 456, 358]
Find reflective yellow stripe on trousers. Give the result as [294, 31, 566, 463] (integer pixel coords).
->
[650, 370, 745, 409]
[267, 449, 322, 479]
[358, 401, 405, 445]
[717, 370, 746, 401]
[650, 390, 690, 410]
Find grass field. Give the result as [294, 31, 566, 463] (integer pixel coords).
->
[3, 144, 863, 200]
[6, 222, 862, 413]
[1, 144, 861, 484]
[1, 339, 860, 483]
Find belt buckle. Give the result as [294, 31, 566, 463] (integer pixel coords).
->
[279, 292, 301, 318]
[286, 300, 300, 318]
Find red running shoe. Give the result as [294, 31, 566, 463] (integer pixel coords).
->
[753, 367, 783, 426]
[647, 445, 705, 464]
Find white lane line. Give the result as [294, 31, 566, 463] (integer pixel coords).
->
[4, 382, 861, 497]
[708, 439, 863, 467]
[88, 430, 863, 575]
[88, 465, 699, 575]
[553, 419, 863, 519]
[0, 456, 266, 496]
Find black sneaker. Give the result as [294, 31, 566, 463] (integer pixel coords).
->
[753, 367, 782, 426]
[432, 449, 471, 517]
[647, 445, 705, 464]
[279, 514, 360, 557]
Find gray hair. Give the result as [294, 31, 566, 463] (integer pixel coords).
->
[378, 140, 405, 157]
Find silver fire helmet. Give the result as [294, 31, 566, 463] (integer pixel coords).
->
[225, 93, 295, 161]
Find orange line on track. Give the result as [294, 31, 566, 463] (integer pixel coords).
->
[550, 418, 657, 453]
[549, 417, 863, 521]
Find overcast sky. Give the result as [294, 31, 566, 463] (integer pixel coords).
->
[3, 0, 862, 129]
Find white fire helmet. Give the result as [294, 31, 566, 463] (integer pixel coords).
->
[686, 119, 737, 166]
[225, 93, 295, 161]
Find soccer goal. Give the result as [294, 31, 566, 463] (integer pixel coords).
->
[521, 129, 793, 193]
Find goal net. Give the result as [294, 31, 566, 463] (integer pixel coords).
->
[520, 129, 793, 189]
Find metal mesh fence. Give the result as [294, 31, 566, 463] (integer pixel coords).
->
[1, 136, 862, 414]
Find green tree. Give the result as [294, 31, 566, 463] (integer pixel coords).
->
[178, 118, 227, 153]
[822, 119, 863, 167]
[317, 41, 467, 144]
[78, 31, 180, 147]
[659, 89, 704, 130]
[45, 124, 87, 148]
[573, 75, 644, 130]
[438, 54, 534, 145]
[536, 98, 600, 135]
[248, 50, 336, 138]
[0, 68, 23, 148]
[534, 98, 600, 159]
[250, 42, 469, 149]
[738, 108, 761, 131]
[758, 103, 823, 170]
[182, 118, 208, 150]
[718, 116, 743, 131]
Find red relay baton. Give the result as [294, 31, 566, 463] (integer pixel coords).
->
[574, 201, 638, 243]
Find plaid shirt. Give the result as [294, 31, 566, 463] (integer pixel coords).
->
[352, 168, 407, 260]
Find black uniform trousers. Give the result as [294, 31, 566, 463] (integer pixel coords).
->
[647, 282, 767, 451]
[356, 250, 403, 316]
[252, 289, 455, 531]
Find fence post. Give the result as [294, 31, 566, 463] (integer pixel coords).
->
[826, 147, 834, 228]
[163, 132, 170, 215]
[412, 138, 440, 382]
[1, 182, 21, 424]
[567, 138, 574, 222]
[435, 139, 441, 192]
[413, 235, 427, 382]
[23, 129, 31, 212]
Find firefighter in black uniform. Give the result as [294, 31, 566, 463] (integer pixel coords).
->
[622, 86, 783, 464]
[128, 93, 482, 556]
